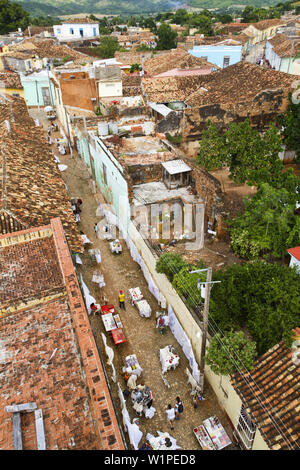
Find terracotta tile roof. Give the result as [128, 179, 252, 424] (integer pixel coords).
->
[153, 67, 214, 78]
[143, 74, 205, 103]
[0, 96, 82, 253]
[287, 246, 300, 261]
[3, 39, 87, 61]
[268, 33, 288, 47]
[0, 229, 65, 311]
[272, 37, 300, 58]
[63, 17, 99, 24]
[24, 26, 54, 36]
[251, 18, 285, 31]
[185, 62, 297, 107]
[144, 49, 216, 77]
[231, 341, 300, 450]
[0, 219, 124, 450]
[0, 71, 22, 89]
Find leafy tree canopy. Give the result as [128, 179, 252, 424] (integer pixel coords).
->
[205, 331, 257, 375]
[278, 94, 300, 165]
[93, 36, 120, 59]
[197, 119, 284, 187]
[156, 23, 177, 50]
[229, 183, 300, 260]
[156, 253, 188, 282]
[0, 0, 30, 34]
[210, 261, 300, 355]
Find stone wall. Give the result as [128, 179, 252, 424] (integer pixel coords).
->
[181, 87, 290, 140]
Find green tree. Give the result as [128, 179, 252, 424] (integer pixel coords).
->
[156, 23, 177, 50]
[215, 14, 233, 24]
[241, 6, 259, 23]
[130, 63, 141, 73]
[278, 94, 300, 165]
[192, 15, 214, 36]
[210, 261, 300, 355]
[0, 0, 30, 34]
[93, 36, 120, 59]
[172, 262, 206, 310]
[205, 331, 256, 376]
[197, 121, 228, 170]
[229, 183, 300, 260]
[156, 253, 188, 282]
[197, 119, 284, 187]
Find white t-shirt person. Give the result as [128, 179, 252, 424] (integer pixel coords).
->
[166, 406, 176, 429]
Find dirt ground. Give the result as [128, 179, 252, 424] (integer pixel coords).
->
[30, 110, 238, 451]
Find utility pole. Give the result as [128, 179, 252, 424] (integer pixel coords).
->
[189, 266, 220, 392]
[199, 266, 212, 392]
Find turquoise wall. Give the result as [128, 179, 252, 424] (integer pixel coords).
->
[20, 74, 55, 107]
[88, 136, 130, 227]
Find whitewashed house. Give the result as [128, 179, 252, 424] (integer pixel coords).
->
[53, 18, 99, 42]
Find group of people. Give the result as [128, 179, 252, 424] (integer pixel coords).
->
[166, 397, 184, 430]
[46, 122, 58, 145]
[71, 198, 83, 223]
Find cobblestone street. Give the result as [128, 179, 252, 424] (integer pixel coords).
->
[30, 109, 236, 451]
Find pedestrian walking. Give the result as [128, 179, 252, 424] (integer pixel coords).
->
[165, 404, 176, 430]
[76, 198, 82, 213]
[119, 290, 125, 310]
[94, 222, 99, 236]
[175, 396, 184, 420]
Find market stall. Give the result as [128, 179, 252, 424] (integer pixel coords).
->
[129, 287, 144, 304]
[131, 385, 155, 418]
[193, 425, 215, 450]
[123, 354, 143, 377]
[101, 304, 115, 315]
[146, 432, 180, 450]
[101, 312, 117, 332]
[202, 416, 232, 450]
[160, 345, 180, 374]
[109, 239, 122, 254]
[135, 299, 151, 318]
[101, 310, 126, 344]
[80, 233, 92, 246]
[103, 223, 114, 240]
[111, 327, 126, 345]
[129, 288, 151, 318]
[194, 416, 232, 450]
[88, 248, 102, 263]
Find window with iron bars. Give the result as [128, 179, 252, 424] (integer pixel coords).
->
[234, 405, 256, 450]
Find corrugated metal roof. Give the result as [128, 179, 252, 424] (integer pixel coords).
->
[161, 159, 191, 174]
[148, 102, 172, 117]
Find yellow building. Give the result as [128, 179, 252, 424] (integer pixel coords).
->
[243, 18, 285, 45]
[0, 71, 24, 97]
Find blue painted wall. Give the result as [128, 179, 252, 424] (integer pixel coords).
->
[188, 45, 242, 68]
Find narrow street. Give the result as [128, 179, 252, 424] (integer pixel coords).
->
[30, 109, 236, 450]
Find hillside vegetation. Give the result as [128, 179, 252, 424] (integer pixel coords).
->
[16, 0, 292, 17]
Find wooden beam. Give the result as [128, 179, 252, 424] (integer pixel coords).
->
[12, 413, 22, 450]
[5, 402, 37, 413]
[35, 409, 46, 450]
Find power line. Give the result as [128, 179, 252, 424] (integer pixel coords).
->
[158, 254, 299, 450]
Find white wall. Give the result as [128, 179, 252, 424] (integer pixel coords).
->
[53, 23, 99, 40]
[99, 81, 122, 98]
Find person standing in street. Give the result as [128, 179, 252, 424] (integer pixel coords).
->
[175, 396, 184, 420]
[119, 290, 126, 310]
[94, 222, 98, 237]
[165, 404, 176, 430]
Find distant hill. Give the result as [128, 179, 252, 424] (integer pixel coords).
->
[15, 0, 287, 17]
[16, 0, 179, 17]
